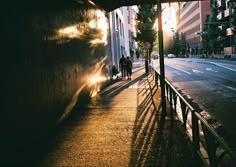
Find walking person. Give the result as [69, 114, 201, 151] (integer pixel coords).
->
[119, 55, 126, 79]
[125, 56, 132, 80]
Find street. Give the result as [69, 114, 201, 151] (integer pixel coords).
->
[163, 58, 236, 148]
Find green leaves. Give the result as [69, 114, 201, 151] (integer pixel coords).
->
[136, 5, 158, 54]
[230, 1, 236, 33]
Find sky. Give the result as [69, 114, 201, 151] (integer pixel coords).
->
[154, 3, 178, 35]
[162, 3, 178, 34]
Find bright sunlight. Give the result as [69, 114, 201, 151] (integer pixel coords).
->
[154, 3, 178, 36]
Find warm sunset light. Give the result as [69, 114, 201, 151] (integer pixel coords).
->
[154, 3, 178, 35]
[86, 56, 107, 97]
[47, 9, 108, 45]
[88, 9, 108, 46]
[58, 25, 83, 38]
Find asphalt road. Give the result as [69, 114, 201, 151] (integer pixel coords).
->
[161, 58, 236, 147]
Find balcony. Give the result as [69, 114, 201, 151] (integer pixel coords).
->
[217, 13, 221, 20]
[217, 0, 226, 10]
[226, 27, 233, 36]
[217, 12, 224, 20]
[225, 8, 229, 17]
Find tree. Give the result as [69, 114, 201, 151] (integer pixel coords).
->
[230, 0, 236, 33]
[172, 32, 181, 55]
[202, 15, 210, 57]
[207, 0, 220, 55]
[136, 49, 140, 59]
[129, 49, 134, 58]
[179, 32, 187, 56]
[165, 32, 186, 56]
[135, 5, 158, 57]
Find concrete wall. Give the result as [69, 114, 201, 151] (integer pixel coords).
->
[1, 1, 110, 165]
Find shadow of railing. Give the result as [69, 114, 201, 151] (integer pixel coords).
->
[129, 73, 194, 167]
[150, 64, 236, 167]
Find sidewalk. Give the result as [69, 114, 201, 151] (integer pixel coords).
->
[38, 67, 194, 167]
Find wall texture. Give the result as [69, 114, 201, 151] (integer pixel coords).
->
[1, 1, 109, 165]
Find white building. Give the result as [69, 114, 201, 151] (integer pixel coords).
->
[108, 6, 138, 70]
[127, 6, 138, 61]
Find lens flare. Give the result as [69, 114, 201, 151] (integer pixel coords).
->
[58, 25, 83, 38]
[86, 56, 107, 97]
[89, 73, 107, 86]
[88, 9, 108, 46]
[46, 9, 108, 46]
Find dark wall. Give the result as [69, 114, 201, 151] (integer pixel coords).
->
[1, 1, 108, 165]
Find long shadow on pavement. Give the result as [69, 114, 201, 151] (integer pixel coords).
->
[32, 71, 194, 167]
[129, 73, 194, 167]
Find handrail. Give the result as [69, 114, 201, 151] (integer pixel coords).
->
[165, 79, 195, 111]
[194, 112, 235, 159]
[150, 64, 236, 166]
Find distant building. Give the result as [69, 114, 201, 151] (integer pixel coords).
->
[108, 6, 138, 71]
[127, 6, 138, 61]
[108, 8, 125, 70]
[177, 1, 210, 55]
[217, 0, 236, 56]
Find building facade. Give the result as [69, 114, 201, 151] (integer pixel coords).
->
[127, 6, 138, 61]
[108, 6, 138, 70]
[177, 1, 210, 55]
[218, 0, 236, 56]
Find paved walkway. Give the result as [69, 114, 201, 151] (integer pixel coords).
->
[37, 67, 194, 167]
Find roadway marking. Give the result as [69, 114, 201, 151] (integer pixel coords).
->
[206, 68, 218, 72]
[210, 80, 236, 92]
[166, 65, 191, 74]
[226, 86, 236, 92]
[173, 71, 182, 75]
[192, 69, 204, 73]
[210, 62, 236, 72]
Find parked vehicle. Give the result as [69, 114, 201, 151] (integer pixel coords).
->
[167, 53, 176, 58]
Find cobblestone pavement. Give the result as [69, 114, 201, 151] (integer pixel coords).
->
[37, 68, 194, 167]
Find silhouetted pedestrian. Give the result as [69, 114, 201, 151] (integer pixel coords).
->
[125, 56, 132, 80]
[119, 55, 126, 79]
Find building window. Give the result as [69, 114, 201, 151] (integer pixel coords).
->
[116, 14, 119, 31]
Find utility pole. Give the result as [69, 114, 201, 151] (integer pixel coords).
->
[157, 0, 166, 117]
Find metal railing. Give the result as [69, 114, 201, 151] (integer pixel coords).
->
[150, 65, 236, 167]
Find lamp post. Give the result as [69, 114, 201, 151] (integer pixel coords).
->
[157, 0, 166, 116]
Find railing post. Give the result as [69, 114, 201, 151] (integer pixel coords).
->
[202, 125, 217, 167]
[173, 92, 177, 113]
[192, 111, 200, 167]
[180, 100, 187, 129]
[169, 87, 174, 120]
[155, 72, 159, 89]
[207, 133, 217, 167]
[166, 84, 169, 101]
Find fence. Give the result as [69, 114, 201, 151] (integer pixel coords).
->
[150, 65, 236, 167]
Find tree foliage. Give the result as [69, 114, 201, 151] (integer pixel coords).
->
[165, 32, 187, 56]
[202, 15, 210, 56]
[230, 0, 236, 33]
[207, 0, 220, 54]
[136, 5, 158, 55]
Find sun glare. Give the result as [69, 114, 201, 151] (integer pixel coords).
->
[154, 3, 178, 36]
[88, 9, 108, 46]
[86, 57, 107, 97]
[47, 9, 108, 45]
[58, 25, 83, 38]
